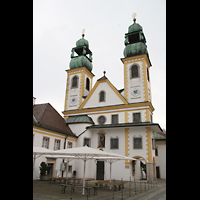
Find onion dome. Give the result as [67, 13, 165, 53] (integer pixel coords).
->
[69, 55, 93, 72]
[128, 20, 143, 33]
[76, 36, 89, 48]
[123, 16, 150, 63]
[69, 29, 93, 72]
[123, 42, 148, 58]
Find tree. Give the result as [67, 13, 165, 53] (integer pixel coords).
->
[39, 162, 49, 180]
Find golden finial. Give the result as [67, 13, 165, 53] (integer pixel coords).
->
[132, 13, 137, 23]
[82, 29, 85, 37]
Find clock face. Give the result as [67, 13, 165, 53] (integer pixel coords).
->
[132, 87, 140, 97]
[70, 96, 77, 104]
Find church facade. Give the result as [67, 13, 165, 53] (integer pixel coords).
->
[62, 16, 162, 182]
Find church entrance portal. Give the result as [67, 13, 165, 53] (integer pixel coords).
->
[132, 157, 147, 180]
[96, 161, 104, 180]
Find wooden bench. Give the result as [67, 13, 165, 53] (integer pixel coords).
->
[93, 185, 100, 195]
[60, 183, 68, 194]
[93, 181, 127, 191]
[67, 185, 92, 196]
[50, 177, 82, 184]
[60, 184, 99, 196]
[49, 177, 56, 184]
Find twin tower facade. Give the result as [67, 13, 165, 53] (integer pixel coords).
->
[62, 17, 162, 182]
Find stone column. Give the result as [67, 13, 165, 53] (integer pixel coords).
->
[146, 163, 154, 183]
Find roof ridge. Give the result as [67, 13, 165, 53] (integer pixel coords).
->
[33, 103, 49, 123]
[38, 103, 49, 123]
[97, 75, 107, 81]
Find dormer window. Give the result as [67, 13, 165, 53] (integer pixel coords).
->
[133, 113, 141, 122]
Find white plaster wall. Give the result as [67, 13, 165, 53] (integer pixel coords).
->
[76, 129, 92, 147]
[125, 60, 145, 103]
[156, 144, 166, 179]
[68, 123, 89, 136]
[88, 127, 125, 153]
[83, 82, 124, 109]
[104, 160, 131, 181]
[83, 74, 92, 96]
[89, 112, 125, 125]
[128, 127, 148, 161]
[67, 72, 82, 110]
[127, 110, 146, 123]
[78, 127, 132, 181]
[33, 130, 66, 150]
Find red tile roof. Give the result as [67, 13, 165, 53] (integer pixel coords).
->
[33, 103, 76, 137]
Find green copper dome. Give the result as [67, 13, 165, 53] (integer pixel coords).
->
[123, 42, 148, 58]
[69, 32, 93, 72]
[76, 37, 89, 48]
[128, 22, 143, 33]
[123, 18, 150, 60]
[69, 55, 93, 71]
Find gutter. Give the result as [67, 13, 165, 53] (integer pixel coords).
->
[77, 129, 87, 138]
[64, 136, 68, 149]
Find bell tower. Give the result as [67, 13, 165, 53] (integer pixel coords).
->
[121, 14, 152, 105]
[64, 30, 95, 113]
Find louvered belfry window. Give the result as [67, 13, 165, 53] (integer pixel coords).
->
[131, 65, 139, 78]
[72, 76, 78, 88]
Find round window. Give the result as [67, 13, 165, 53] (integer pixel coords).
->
[98, 116, 106, 125]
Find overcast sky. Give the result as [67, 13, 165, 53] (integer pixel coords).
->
[33, 0, 166, 130]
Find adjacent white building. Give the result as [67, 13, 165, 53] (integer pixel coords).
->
[155, 131, 166, 179]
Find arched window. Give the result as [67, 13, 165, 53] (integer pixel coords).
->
[86, 77, 90, 91]
[131, 65, 139, 78]
[71, 76, 78, 88]
[147, 68, 150, 81]
[99, 91, 105, 102]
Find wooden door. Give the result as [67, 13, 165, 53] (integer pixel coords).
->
[96, 161, 104, 180]
[156, 166, 160, 178]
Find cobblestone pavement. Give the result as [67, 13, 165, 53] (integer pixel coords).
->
[33, 179, 166, 200]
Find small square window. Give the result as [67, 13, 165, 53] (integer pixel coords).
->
[112, 115, 118, 124]
[67, 142, 72, 148]
[54, 139, 60, 150]
[133, 137, 142, 149]
[110, 138, 118, 149]
[83, 138, 91, 147]
[42, 137, 49, 149]
[133, 113, 141, 122]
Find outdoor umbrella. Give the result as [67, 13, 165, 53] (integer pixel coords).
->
[52, 145, 131, 195]
[33, 146, 55, 171]
[47, 155, 80, 178]
[94, 156, 136, 188]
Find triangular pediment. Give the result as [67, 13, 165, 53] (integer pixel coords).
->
[79, 76, 128, 109]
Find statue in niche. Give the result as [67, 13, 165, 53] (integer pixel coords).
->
[98, 133, 105, 148]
